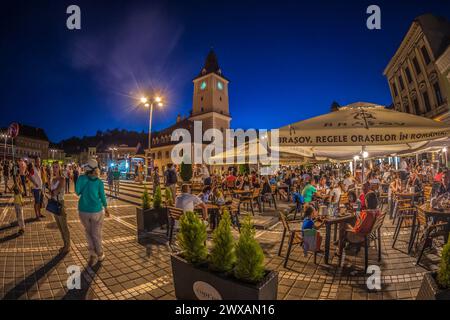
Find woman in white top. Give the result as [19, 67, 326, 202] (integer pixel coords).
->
[49, 162, 71, 254]
[330, 182, 345, 205]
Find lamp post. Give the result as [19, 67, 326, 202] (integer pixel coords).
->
[1, 133, 9, 162]
[139, 95, 164, 169]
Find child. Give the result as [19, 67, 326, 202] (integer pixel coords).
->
[13, 185, 25, 235]
[302, 206, 323, 251]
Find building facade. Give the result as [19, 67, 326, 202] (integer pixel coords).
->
[383, 14, 450, 122]
[0, 124, 50, 160]
[148, 50, 232, 170]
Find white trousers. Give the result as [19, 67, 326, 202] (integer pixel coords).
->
[79, 211, 104, 257]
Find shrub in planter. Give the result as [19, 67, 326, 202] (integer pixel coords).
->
[177, 211, 207, 265]
[209, 210, 235, 273]
[142, 186, 152, 210]
[417, 238, 450, 300]
[180, 161, 193, 182]
[165, 187, 173, 207]
[234, 216, 265, 283]
[136, 185, 167, 241]
[171, 213, 277, 300]
[438, 238, 450, 289]
[153, 186, 162, 209]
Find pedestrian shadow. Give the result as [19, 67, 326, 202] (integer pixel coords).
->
[61, 263, 102, 300]
[1, 251, 67, 300]
[0, 232, 21, 244]
[0, 217, 40, 232]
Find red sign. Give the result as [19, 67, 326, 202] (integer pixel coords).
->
[8, 123, 19, 138]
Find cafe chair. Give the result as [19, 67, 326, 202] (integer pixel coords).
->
[338, 214, 385, 272]
[379, 184, 389, 211]
[412, 208, 448, 266]
[278, 211, 309, 268]
[392, 206, 415, 249]
[261, 189, 278, 211]
[240, 188, 262, 215]
[225, 198, 241, 232]
[422, 185, 433, 204]
[167, 206, 184, 246]
[368, 213, 386, 262]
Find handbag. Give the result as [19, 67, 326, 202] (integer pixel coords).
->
[46, 198, 62, 216]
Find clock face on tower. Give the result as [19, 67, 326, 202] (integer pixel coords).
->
[217, 81, 223, 90]
[200, 81, 207, 90]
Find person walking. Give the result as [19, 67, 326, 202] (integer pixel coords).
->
[3, 160, 10, 193]
[13, 184, 25, 235]
[106, 167, 114, 197]
[64, 165, 72, 193]
[49, 162, 71, 254]
[73, 165, 79, 188]
[19, 158, 28, 197]
[28, 159, 45, 220]
[76, 159, 109, 266]
[164, 163, 177, 204]
[152, 167, 160, 196]
[112, 166, 120, 197]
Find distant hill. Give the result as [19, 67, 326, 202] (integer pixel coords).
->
[57, 129, 149, 155]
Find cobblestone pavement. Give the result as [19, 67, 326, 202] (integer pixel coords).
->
[0, 182, 442, 300]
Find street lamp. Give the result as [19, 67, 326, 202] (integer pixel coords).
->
[139, 95, 164, 160]
[1, 133, 10, 162]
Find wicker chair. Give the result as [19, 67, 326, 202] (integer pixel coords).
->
[412, 208, 448, 265]
[278, 211, 314, 267]
[339, 213, 385, 271]
[392, 206, 416, 248]
[240, 188, 262, 215]
[225, 198, 241, 232]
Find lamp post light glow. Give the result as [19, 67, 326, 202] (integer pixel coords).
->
[362, 151, 369, 159]
[138, 95, 165, 169]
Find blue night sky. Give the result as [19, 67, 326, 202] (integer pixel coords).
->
[1, 0, 450, 142]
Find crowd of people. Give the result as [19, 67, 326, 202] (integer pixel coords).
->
[1, 154, 449, 267]
[0, 158, 108, 267]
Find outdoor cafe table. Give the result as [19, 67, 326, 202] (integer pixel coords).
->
[232, 189, 253, 197]
[410, 204, 450, 254]
[321, 213, 357, 264]
[195, 203, 221, 230]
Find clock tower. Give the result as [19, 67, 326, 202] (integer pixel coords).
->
[190, 49, 231, 133]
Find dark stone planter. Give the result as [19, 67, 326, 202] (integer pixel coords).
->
[416, 272, 450, 300]
[136, 207, 168, 236]
[171, 254, 278, 300]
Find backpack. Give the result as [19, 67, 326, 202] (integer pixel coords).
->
[166, 169, 177, 185]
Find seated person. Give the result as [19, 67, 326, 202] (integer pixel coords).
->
[175, 184, 208, 220]
[290, 186, 304, 213]
[212, 187, 226, 205]
[301, 206, 323, 251]
[198, 186, 212, 203]
[337, 191, 380, 255]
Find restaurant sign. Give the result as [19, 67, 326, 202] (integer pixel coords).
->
[279, 128, 450, 146]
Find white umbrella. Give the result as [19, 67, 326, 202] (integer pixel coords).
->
[277, 102, 450, 161]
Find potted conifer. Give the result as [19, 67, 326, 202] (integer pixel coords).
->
[417, 237, 450, 300]
[136, 185, 168, 241]
[171, 212, 278, 300]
